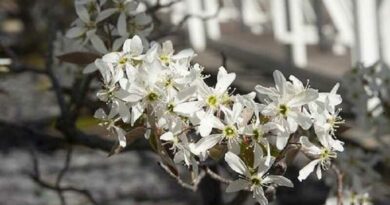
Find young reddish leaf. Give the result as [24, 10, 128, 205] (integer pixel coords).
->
[57, 52, 101, 65]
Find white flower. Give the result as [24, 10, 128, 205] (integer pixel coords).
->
[66, 0, 109, 53]
[156, 85, 197, 128]
[243, 119, 280, 165]
[298, 136, 339, 181]
[175, 67, 236, 137]
[102, 35, 144, 74]
[193, 102, 244, 154]
[224, 152, 293, 205]
[256, 70, 318, 149]
[94, 105, 127, 147]
[148, 40, 195, 67]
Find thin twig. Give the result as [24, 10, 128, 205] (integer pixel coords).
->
[158, 162, 205, 191]
[146, 0, 182, 13]
[150, 0, 223, 40]
[29, 174, 99, 205]
[332, 164, 344, 205]
[204, 167, 231, 184]
[55, 146, 73, 205]
[28, 147, 99, 205]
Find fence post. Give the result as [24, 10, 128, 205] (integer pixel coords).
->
[352, 0, 379, 66]
[186, 0, 206, 51]
[204, 0, 221, 40]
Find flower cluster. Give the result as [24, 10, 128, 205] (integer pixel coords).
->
[340, 62, 390, 203]
[66, 0, 152, 55]
[91, 33, 345, 204]
[344, 63, 390, 135]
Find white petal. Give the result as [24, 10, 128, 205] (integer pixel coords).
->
[193, 134, 221, 154]
[162, 40, 174, 55]
[66, 27, 87, 38]
[199, 115, 213, 137]
[129, 35, 143, 55]
[316, 164, 322, 179]
[256, 157, 274, 176]
[288, 89, 318, 107]
[75, 4, 90, 23]
[176, 85, 197, 102]
[160, 132, 174, 141]
[102, 52, 120, 63]
[263, 175, 294, 187]
[298, 159, 321, 181]
[90, 34, 108, 53]
[253, 143, 264, 168]
[173, 150, 184, 164]
[83, 63, 97, 74]
[253, 187, 268, 205]
[273, 70, 286, 95]
[276, 132, 289, 150]
[289, 75, 304, 90]
[227, 140, 240, 154]
[114, 126, 127, 147]
[114, 89, 142, 102]
[131, 103, 144, 125]
[94, 108, 107, 119]
[117, 100, 130, 122]
[289, 111, 312, 130]
[173, 101, 202, 116]
[112, 37, 127, 51]
[287, 116, 298, 132]
[117, 12, 128, 37]
[226, 179, 249, 192]
[215, 66, 236, 94]
[224, 152, 248, 175]
[97, 8, 116, 22]
[255, 85, 278, 98]
[172, 49, 194, 60]
[300, 136, 321, 154]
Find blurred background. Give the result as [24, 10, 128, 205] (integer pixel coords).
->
[1, 0, 390, 204]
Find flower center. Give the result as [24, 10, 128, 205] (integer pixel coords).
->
[278, 104, 289, 116]
[147, 92, 159, 102]
[167, 103, 175, 113]
[320, 148, 337, 169]
[207, 95, 218, 108]
[119, 57, 128, 65]
[253, 128, 263, 141]
[164, 78, 173, 87]
[250, 176, 261, 186]
[223, 126, 236, 139]
[326, 114, 344, 133]
[159, 55, 170, 66]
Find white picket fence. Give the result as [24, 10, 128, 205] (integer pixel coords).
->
[158, 0, 390, 69]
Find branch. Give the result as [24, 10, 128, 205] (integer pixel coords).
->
[27, 146, 99, 205]
[0, 119, 149, 153]
[44, 12, 68, 117]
